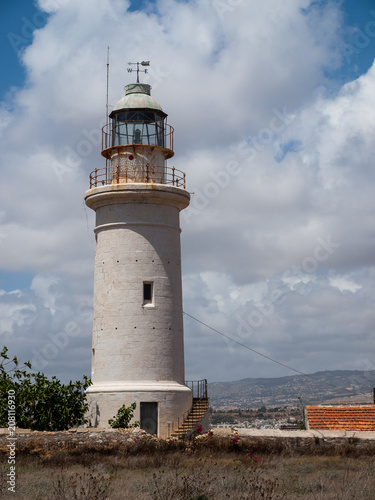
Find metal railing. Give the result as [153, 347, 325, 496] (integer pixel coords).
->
[185, 379, 208, 399]
[102, 122, 174, 151]
[89, 165, 186, 189]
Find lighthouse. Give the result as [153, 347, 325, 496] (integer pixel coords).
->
[84, 64, 196, 437]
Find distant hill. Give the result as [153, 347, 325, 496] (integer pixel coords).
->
[208, 370, 375, 409]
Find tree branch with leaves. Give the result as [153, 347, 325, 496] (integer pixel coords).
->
[0, 346, 91, 431]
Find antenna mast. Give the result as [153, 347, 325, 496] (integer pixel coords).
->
[106, 46, 110, 129]
[105, 47, 110, 170]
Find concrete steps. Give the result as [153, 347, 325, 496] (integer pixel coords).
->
[170, 398, 209, 437]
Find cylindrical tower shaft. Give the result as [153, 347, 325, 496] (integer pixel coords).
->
[86, 185, 189, 386]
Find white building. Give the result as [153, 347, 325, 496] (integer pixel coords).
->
[84, 71, 207, 437]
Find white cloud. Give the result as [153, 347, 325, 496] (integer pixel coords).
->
[0, 0, 374, 385]
[0, 290, 37, 336]
[30, 275, 60, 313]
[329, 275, 362, 293]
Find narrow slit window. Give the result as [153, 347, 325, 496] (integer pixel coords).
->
[143, 282, 153, 304]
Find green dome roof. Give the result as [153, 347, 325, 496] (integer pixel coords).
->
[111, 83, 165, 115]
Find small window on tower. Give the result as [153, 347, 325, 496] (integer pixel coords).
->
[143, 282, 153, 305]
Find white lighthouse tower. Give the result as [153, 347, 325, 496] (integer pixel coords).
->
[84, 64, 199, 437]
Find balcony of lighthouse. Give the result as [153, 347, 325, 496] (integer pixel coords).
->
[89, 164, 186, 189]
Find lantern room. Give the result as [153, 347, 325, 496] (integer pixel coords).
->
[101, 83, 174, 186]
[101, 83, 174, 184]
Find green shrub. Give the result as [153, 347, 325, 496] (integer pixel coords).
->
[0, 346, 91, 431]
[108, 402, 140, 429]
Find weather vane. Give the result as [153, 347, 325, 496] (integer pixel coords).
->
[127, 61, 150, 83]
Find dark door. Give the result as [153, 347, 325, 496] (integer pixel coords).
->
[140, 402, 158, 435]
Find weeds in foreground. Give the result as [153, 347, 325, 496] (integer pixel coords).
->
[151, 468, 212, 500]
[0, 465, 6, 495]
[151, 464, 285, 500]
[52, 469, 113, 500]
[307, 461, 375, 500]
[3, 436, 375, 499]
[239, 452, 262, 465]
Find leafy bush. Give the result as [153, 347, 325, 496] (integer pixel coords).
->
[0, 346, 91, 431]
[108, 402, 139, 429]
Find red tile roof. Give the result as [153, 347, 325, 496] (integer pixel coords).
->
[305, 404, 375, 431]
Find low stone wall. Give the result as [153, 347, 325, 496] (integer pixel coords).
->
[215, 428, 375, 453]
[1, 428, 375, 456]
[218, 428, 375, 440]
[0, 428, 152, 454]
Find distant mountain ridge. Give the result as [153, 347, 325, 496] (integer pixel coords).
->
[208, 370, 375, 409]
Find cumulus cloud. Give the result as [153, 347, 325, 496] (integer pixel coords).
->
[0, 0, 374, 386]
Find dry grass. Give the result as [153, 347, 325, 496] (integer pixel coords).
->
[1, 436, 375, 499]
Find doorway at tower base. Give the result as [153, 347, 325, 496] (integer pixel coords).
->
[85, 381, 192, 438]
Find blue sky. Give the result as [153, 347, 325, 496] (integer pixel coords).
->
[2, 0, 375, 100]
[1, 1, 46, 101]
[0, 0, 157, 100]
[1, 0, 374, 97]
[339, 0, 375, 78]
[1, 0, 375, 391]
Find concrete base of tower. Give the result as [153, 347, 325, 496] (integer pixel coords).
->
[85, 381, 193, 438]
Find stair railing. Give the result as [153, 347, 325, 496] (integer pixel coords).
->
[185, 379, 207, 399]
[167, 380, 208, 437]
[167, 407, 192, 438]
